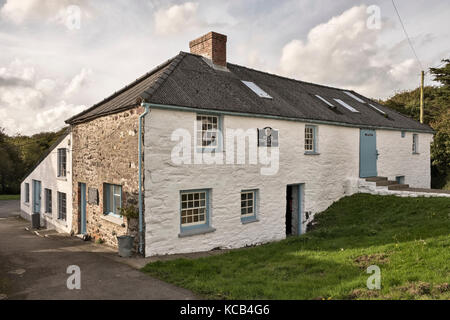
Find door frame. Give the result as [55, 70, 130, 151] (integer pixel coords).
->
[359, 129, 378, 178]
[79, 182, 87, 234]
[286, 183, 304, 236]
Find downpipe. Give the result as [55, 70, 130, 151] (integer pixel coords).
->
[138, 102, 150, 255]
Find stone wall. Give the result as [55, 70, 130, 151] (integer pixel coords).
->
[71, 107, 143, 248]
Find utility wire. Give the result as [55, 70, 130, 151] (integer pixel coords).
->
[391, 0, 424, 70]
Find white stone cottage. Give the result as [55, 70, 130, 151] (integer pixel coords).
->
[20, 130, 73, 233]
[65, 32, 434, 256]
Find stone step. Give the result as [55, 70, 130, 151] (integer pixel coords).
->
[376, 180, 398, 186]
[388, 184, 410, 190]
[365, 176, 388, 182]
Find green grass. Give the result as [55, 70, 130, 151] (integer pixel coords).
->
[142, 194, 450, 300]
[0, 194, 19, 200]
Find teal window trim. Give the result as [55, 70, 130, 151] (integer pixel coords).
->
[24, 183, 30, 203]
[241, 189, 258, 223]
[179, 188, 211, 234]
[57, 148, 67, 177]
[401, 131, 405, 138]
[103, 183, 122, 217]
[57, 192, 66, 221]
[412, 134, 419, 154]
[195, 114, 223, 153]
[304, 125, 318, 154]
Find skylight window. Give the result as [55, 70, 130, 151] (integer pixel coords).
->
[241, 81, 272, 99]
[368, 103, 386, 115]
[344, 91, 366, 103]
[315, 95, 335, 108]
[333, 99, 360, 113]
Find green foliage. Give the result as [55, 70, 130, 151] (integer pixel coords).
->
[380, 59, 450, 189]
[142, 194, 450, 300]
[0, 194, 20, 200]
[0, 127, 67, 194]
[119, 204, 139, 219]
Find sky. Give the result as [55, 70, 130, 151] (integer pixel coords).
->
[0, 0, 448, 135]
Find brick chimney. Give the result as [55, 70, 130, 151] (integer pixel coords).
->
[189, 31, 227, 67]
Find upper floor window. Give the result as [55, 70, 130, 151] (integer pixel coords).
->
[196, 114, 221, 151]
[412, 134, 419, 154]
[57, 148, 67, 177]
[104, 183, 122, 217]
[57, 192, 66, 221]
[304, 125, 318, 154]
[257, 127, 279, 147]
[24, 183, 30, 203]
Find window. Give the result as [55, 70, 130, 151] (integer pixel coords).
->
[401, 131, 406, 138]
[412, 134, 419, 154]
[57, 148, 67, 177]
[180, 190, 209, 230]
[57, 192, 66, 220]
[304, 125, 317, 153]
[45, 189, 52, 213]
[24, 183, 30, 203]
[257, 127, 279, 147]
[315, 95, 335, 108]
[241, 190, 258, 223]
[241, 81, 272, 99]
[104, 184, 122, 216]
[333, 99, 360, 113]
[344, 91, 366, 103]
[196, 114, 221, 151]
[396, 176, 405, 184]
[368, 103, 386, 115]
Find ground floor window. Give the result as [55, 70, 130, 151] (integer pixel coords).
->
[57, 192, 66, 220]
[180, 190, 209, 230]
[241, 189, 258, 222]
[24, 183, 29, 203]
[104, 183, 122, 217]
[45, 189, 52, 213]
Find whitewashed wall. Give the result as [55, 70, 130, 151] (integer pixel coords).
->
[20, 133, 73, 233]
[143, 108, 432, 256]
[377, 130, 432, 188]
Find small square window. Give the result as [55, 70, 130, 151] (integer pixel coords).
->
[241, 190, 258, 223]
[180, 190, 210, 230]
[196, 115, 221, 151]
[103, 183, 122, 216]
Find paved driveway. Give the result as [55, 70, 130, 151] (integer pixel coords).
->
[0, 200, 21, 218]
[0, 201, 198, 300]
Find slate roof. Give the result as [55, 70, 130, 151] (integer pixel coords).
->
[66, 52, 433, 133]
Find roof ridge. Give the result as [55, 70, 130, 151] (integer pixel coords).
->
[180, 52, 352, 92]
[65, 55, 177, 124]
[140, 52, 187, 102]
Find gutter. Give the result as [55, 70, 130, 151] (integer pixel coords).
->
[138, 102, 150, 255]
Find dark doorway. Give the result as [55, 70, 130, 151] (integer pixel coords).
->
[286, 185, 293, 235]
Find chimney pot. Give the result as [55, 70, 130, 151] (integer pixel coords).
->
[189, 31, 227, 67]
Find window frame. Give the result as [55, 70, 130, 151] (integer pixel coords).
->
[44, 188, 52, 214]
[179, 189, 211, 232]
[412, 134, 419, 154]
[195, 114, 222, 153]
[103, 183, 122, 217]
[240, 189, 258, 223]
[24, 183, 30, 203]
[57, 148, 67, 177]
[57, 192, 66, 221]
[304, 125, 318, 154]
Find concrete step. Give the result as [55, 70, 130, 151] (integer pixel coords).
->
[365, 176, 388, 182]
[376, 180, 398, 186]
[388, 184, 410, 190]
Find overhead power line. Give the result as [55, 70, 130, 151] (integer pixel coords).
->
[391, 0, 424, 70]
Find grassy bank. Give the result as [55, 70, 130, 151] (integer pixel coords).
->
[0, 194, 20, 200]
[142, 194, 450, 299]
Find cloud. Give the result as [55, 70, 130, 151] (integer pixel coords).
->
[0, 59, 86, 135]
[63, 68, 92, 97]
[279, 5, 422, 98]
[154, 2, 203, 35]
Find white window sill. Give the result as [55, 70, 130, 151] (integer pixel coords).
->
[56, 177, 68, 181]
[23, 202, 29, 206]
[304, 152, 320, 155]
[55, 219, 67, 228]
[101, 214, 123, 225]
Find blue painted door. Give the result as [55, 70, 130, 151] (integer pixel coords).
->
[32, 180, 41, 213]
[80, 183, 87, 234]
[360, 129, 378, 177]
